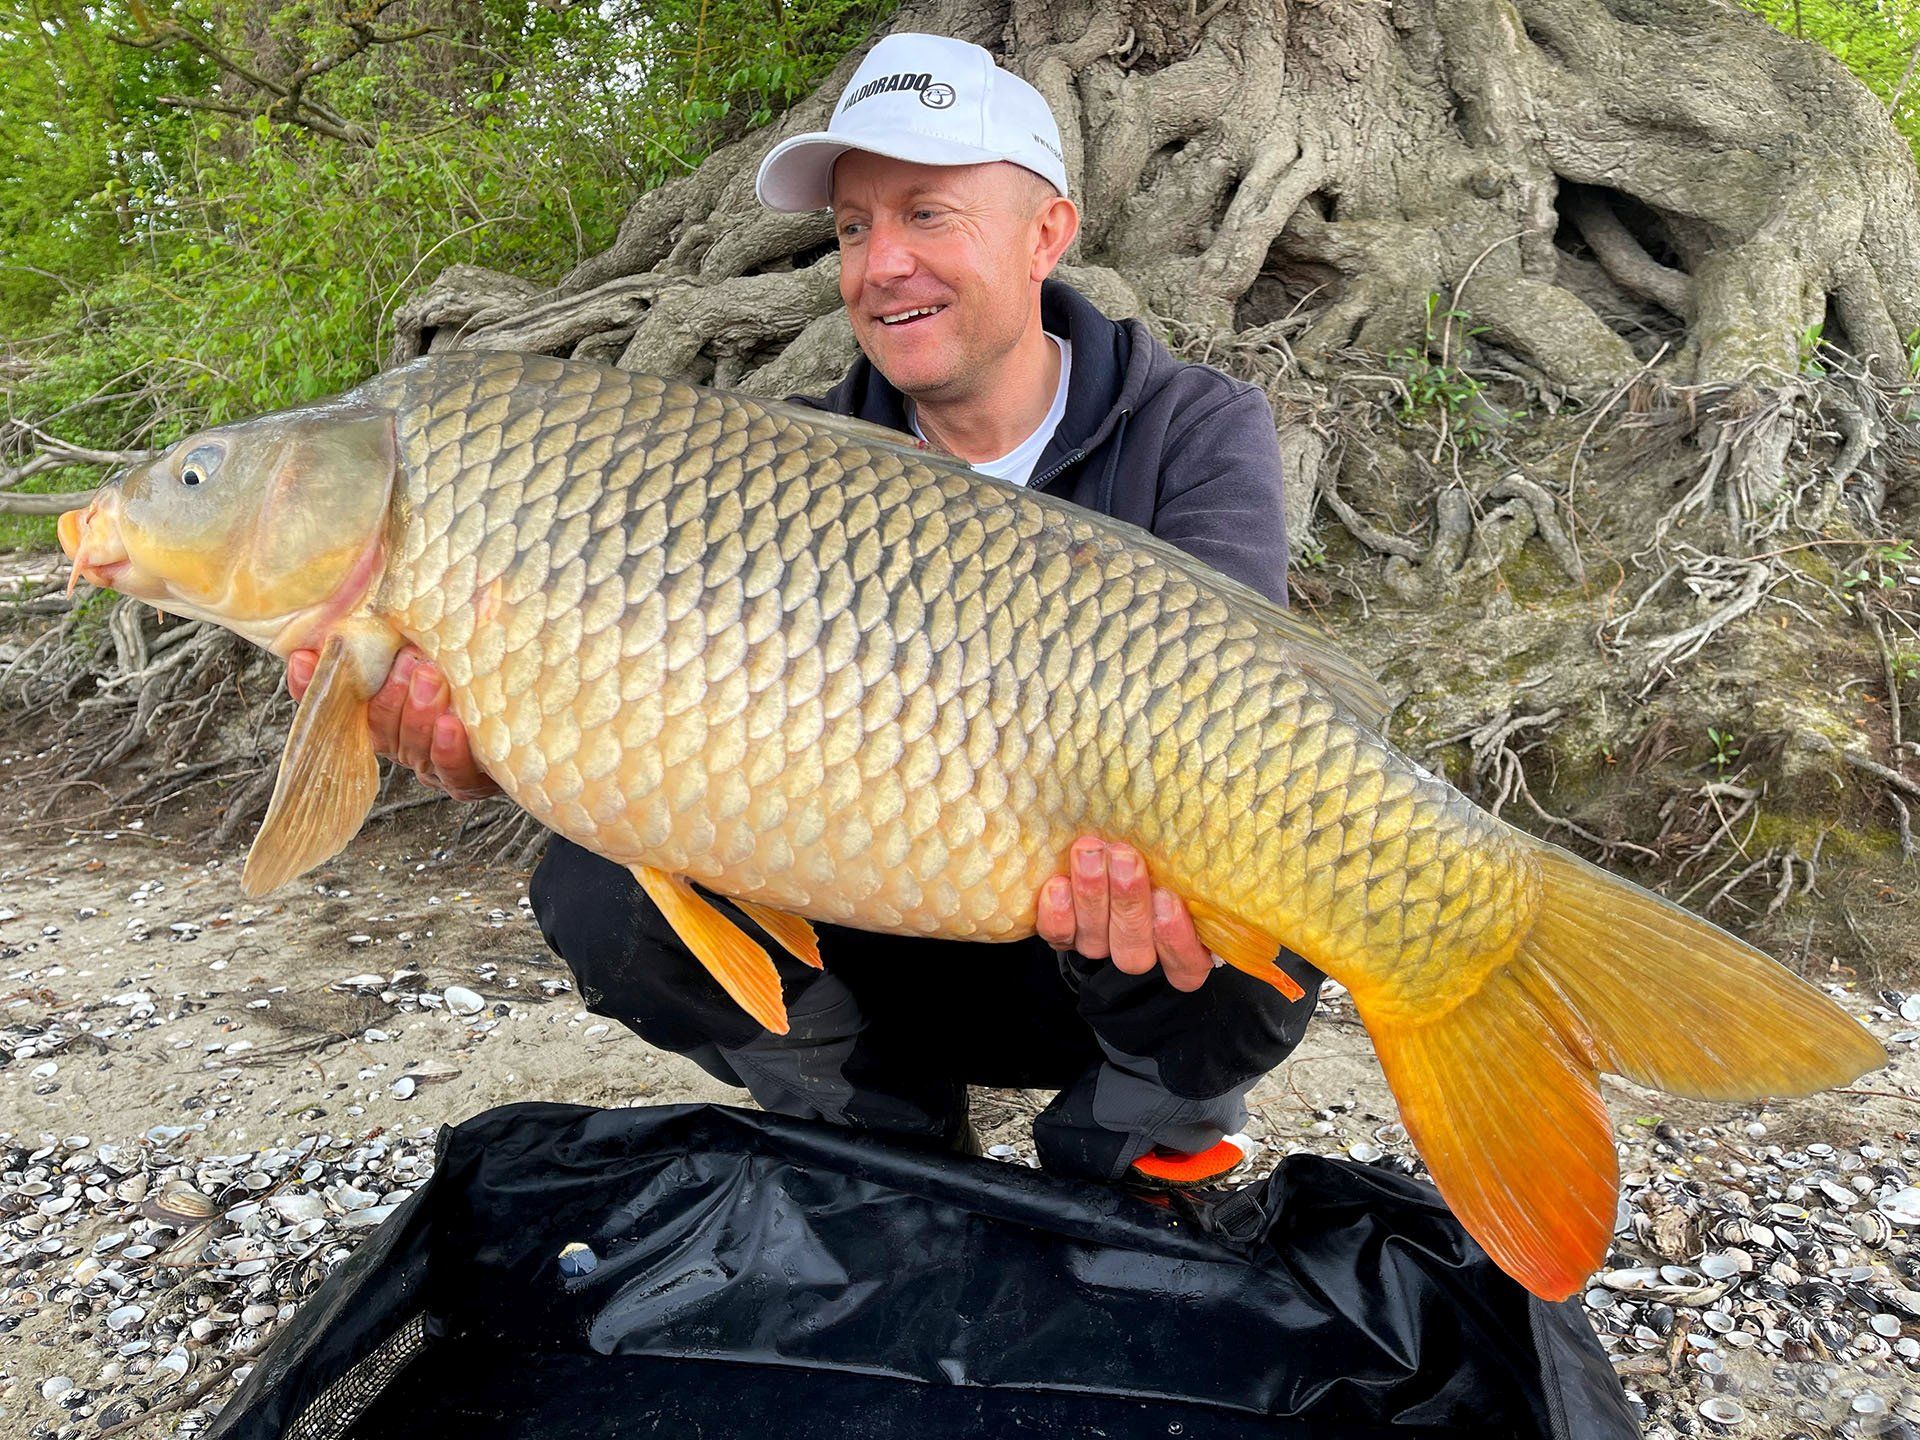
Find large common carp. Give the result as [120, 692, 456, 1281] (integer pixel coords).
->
[60, 351, 1883, 1300]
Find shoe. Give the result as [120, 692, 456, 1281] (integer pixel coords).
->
[1125, 1133, 1252, 1191]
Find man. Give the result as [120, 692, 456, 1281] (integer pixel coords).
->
[288, 33, 1319, 1185]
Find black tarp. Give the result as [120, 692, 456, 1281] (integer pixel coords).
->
[209, 1102, 1637, 1440]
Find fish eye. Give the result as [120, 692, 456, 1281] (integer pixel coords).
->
[179, 445, 220, 489]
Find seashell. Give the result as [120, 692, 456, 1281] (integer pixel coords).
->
[267, 1192, 324, 1225]
[1700, 1397, 1746, 1425]
[1721, 1329, 1757, 1348]
[1703, 1309, 1734, 1333]
[1877, 1187, 1920, 1227]
[105, 1304, 143, 1331]
[41, 1375, 74, 1402]
[116, 1174, 150, 1204]
[329, 1183, 379, 1213]
[1699, 1251, 1749, 1280]
[1869, 1313, 1902, 1337]
[443, 986, 485, 1016]
[334, 974, 386, 991]
[406, 1058, 460, 1083]
[1348, 1142, 1382, 1163]
[241, 1303, 278, 1326]
[1584, 1288, 1614, 1309]
[154, 1346, 190, 1381]
[142, 1180, 216, 1227]
[1602, 1267, 1660, 1291]
[390, 1076, 416, 1101]
[1819, 1179, 1860, 1208]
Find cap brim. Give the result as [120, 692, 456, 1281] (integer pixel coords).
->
[754, 131, 1017, 212]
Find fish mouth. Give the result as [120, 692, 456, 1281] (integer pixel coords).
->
[58, 495, 132, 596]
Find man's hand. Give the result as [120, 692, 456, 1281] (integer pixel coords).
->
[1036, 837, 1215, 991]
[287, 645, 501, 802]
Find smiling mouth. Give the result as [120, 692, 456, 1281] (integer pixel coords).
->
[877, 305, 946, 327]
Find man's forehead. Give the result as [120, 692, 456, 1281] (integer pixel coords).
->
[830, 155, 1028, 208]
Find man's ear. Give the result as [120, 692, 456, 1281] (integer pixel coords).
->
[1032, 194, 1080, 282]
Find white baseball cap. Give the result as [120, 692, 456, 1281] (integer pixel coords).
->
[755, 33, 1068, 212]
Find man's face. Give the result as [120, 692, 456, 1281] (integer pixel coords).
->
[831, 153, 1073, 402]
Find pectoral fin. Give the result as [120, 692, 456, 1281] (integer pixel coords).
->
[242, 632, 383, 897]
[632, 867, 790, 1034]
[1185, 896, 1307, 1001]
[733, 899, 822, 969]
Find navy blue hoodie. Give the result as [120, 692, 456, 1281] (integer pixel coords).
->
[791, 279, 1291, 606]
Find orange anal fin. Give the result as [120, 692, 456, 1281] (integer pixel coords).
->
[631, 867, 790, 1034]
[1365, 967, 1616, 1302]
[242, 632, 381, 897]
[733, 898, 822, 969]
[1185, 896, 1306, 1002]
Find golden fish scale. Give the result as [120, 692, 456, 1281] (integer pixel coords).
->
[359, 353, 1536, 1000]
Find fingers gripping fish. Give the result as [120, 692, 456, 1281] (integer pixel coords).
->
[59, 352, 1885, 1302]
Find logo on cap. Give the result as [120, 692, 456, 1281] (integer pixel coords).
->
[842, 72, 935, 111]
[921, 83, 955, 109]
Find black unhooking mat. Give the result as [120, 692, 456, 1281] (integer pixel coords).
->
[207, 1102, 1636, 1440]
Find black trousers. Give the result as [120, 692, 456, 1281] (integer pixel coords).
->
[531, 835, 1324, 1181]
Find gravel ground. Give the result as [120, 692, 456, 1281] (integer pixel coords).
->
[2, 811, 1917, 1438]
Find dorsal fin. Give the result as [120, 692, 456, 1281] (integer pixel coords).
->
[758, 395, 1394, 732]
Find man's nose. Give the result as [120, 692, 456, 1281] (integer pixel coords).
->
[864, 218, 918, 285]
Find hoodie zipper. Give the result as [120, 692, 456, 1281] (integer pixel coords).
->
[1033, 408, 1131, 508]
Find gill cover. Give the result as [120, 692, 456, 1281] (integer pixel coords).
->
[113, 405, 398, 630]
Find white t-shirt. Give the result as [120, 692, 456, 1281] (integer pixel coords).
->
[909, 333, 1071, 487]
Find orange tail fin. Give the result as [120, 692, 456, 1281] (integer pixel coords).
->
[1362, 838, 1885, 1302]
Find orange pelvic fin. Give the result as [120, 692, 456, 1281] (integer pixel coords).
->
[242, 632, 382, 897]
[631, 867, 790, 1034]
[734, 899, 823, 969]
[1185, 896, 1306, 1001]
[1360, 836, 1885, 1302]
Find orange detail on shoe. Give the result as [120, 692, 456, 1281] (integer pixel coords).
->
[1128, 1137, 1247, 1186]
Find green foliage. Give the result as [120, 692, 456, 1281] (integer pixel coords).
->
[1739, 0, 1920, 163]
[1799, 319, 1828, 375]
[1842, 539, 1915, 591]
[1389, 292, 1496, 448]
[1706, 726, 1743, 772]
[2, 0, 891, 548]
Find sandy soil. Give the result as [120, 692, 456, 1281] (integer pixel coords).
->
[1, 791, 1916, 1436]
